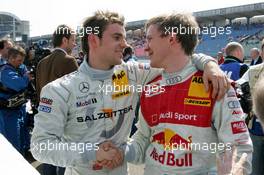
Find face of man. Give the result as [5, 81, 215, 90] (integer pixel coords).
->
[2, 41, 13, 58]
[28, 50, 35, 60]
[96, 23, 127, 67]
[250, 50, 258, 60]
[144, 24, 169, 68]
[65, 34, 76, 54]
[9, 54, 24, 68]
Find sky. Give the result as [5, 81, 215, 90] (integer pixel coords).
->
[0, 0, 263, 37]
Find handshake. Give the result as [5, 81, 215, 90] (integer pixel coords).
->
[94, 141, 124, 170]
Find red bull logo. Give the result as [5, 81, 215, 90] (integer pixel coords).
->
[150, 147, 193, 167]
[152, 128, 192, 150]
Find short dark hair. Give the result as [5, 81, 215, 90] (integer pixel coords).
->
[53, 24, 73, 47]
[0, 39, 11, 50]
[8, 46, 26, 59]
[123, 46, 133, 57]
[145, 13, 198, 55]
[81, 11, 125, 55]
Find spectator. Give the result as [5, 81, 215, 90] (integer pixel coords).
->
[122, 45, 138, 62]
[36, 24, 78, 102]
[220, 42, 248, 81]
[35, 24, 78, 175]
[250, 48, 262, 66]
[0, 46, 31, 155]
[0, 39, 13, 65]
[237, 40, 264, 175]
[76, 51, 84, 65]
[24, 47, 35, 69]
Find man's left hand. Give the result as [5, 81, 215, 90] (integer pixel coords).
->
[203, 61, 230, 100]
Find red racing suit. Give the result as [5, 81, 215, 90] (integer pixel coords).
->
[125, 61, 253, 175]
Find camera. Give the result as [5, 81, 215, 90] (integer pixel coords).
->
[239, 82, 252, 114]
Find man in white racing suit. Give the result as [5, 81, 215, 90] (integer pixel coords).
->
[31, 11, 229, 175]
[124, 13, 253, 175]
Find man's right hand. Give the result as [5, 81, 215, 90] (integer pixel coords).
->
[95, 141, 124, 169]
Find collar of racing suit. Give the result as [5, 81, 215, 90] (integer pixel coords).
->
[79, 56, 114, 81]
[160, 59, 197, 86]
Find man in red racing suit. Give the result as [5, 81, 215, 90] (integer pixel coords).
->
[124, 13, 253, 175]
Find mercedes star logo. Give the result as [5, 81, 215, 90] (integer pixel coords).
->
[79, 82, 90, 93]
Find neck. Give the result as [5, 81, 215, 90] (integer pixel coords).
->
[163, 52, 190, 73]
[88, 53, 112, 70]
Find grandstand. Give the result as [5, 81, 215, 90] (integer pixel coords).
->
[18, 2, 264, 59]
[125, 2, 264, 58]
[0, 11, 29, 42]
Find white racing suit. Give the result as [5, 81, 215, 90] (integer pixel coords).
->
[125, 60, 253, 175]
[31, 54, 214, 175]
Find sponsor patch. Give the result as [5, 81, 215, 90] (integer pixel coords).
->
[188, 76, 209, 98]
[232, 110, 243, 115]
[112, 70, 131, 99]
[76, 95, 89, 100]
[79, 82, 90, 93]
[152, 129, 192, 151]
[76, 98, 97, 107]
[165, 76, 182, 85]
[112, 90, 130, 99]
[184, 98, 211, 107]
[228, 100, 241, 109]
[38, 105, 51, 113]
[149, 147, 192, 167]
[77, 105, 133, 122]
[231, 121, 247, 134]
[40, 97, 53, 105]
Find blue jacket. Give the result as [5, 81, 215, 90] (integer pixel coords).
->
[0, 64, 29, 99]
[220, 56, 249, 81]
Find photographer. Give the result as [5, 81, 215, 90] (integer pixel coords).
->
[0, 46, 32, 156]
[237, 40, 264, 175]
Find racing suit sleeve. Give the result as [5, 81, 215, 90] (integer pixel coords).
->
[124, 109, 151, 164]
[31, 83, 97, 167]
[236, 69, 249, 85]
[212, 87, 253, 174]
[191, 53, 217, 71]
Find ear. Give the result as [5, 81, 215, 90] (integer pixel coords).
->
[62, 37, 68, 46]
[88, 34, 100, 49]
[169, 35, 178, 45]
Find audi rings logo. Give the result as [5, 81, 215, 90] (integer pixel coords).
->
[228, 100, 240, 109]
[166, 76, 182, 85]
[79, 82, 90, 93]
